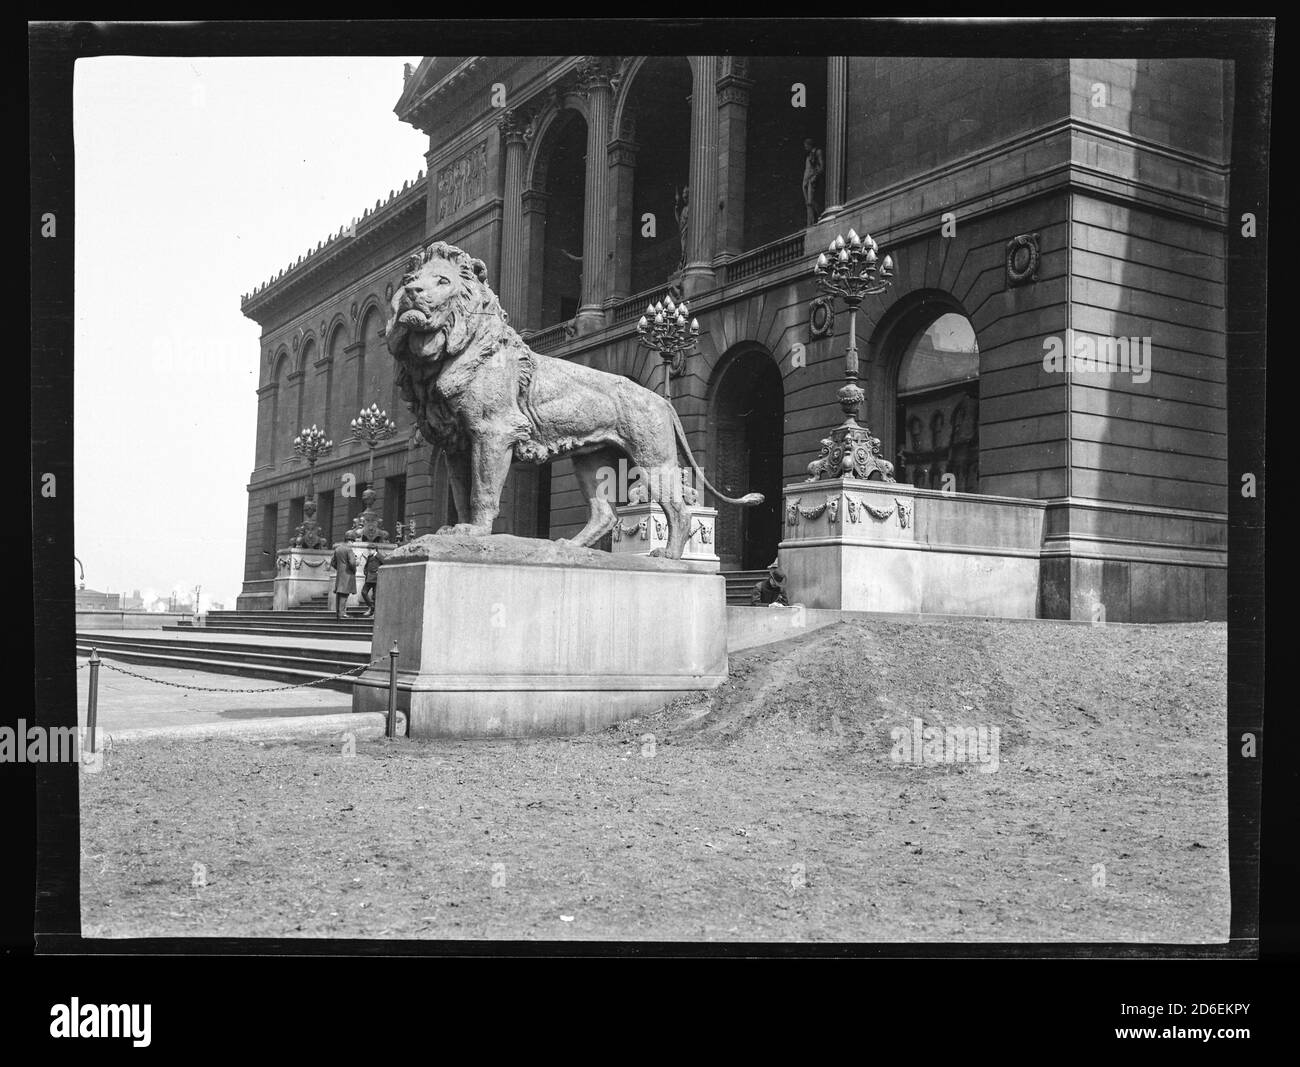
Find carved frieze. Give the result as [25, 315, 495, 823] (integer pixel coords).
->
[436, 140, 490, 223]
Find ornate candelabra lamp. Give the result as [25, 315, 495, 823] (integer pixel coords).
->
[806, 229, 897, 482]
[290, 424, 332, 548]
[348, 403, 397, 543]
[637, 294, 700, 399]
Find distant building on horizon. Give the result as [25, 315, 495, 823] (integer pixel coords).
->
[74, 585, 120, 611]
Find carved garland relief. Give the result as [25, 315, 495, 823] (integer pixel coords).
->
[787, 496, 913, 529]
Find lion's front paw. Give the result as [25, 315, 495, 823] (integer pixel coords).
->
[445, 523, 491, 537]
[434, 524, 457, 536]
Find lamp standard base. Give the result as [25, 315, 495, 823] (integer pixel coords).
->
[805, 417, 896, 483]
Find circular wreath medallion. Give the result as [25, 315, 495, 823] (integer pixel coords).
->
[809, 296, 836, 339]
[1006, 233, 1040, 287]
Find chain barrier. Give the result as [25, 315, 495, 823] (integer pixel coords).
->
[89, 656, 383, 694]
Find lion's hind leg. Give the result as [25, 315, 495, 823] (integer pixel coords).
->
[558, 450, 619, 548]
[645, 463, 692, 560]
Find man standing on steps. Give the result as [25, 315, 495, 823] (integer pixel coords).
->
[360, 549, 384, 617]
[331, 536, 358, 620]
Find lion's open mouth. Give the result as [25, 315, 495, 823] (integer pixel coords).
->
[387, 307, 446, 360]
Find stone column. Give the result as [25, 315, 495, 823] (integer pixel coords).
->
[520, 189, 550, 333]
[607, 109, 638, 306]
[683, 55, 719, 297]
[576, 57, 615, 334]
[822, 56, 848, 219]
[715, 57, 753, 263]
[497, 108, 529, 326]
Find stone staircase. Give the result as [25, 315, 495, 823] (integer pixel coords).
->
[73, 630, 374, 692]
[164, 595, 375, 641]
[724, 570, 768, 606]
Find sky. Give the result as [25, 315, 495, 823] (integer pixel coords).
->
[74, 56, 427, 609]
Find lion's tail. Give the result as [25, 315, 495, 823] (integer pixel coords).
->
[669, 406, 764, 507]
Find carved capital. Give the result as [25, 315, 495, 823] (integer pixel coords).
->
[576, 56, 616, 95]
[498, 107, 530, 146]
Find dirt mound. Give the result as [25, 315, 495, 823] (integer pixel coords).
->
[619, 618, 1226, 767]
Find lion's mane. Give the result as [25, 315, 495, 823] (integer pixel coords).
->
[388, 241, 522, 455]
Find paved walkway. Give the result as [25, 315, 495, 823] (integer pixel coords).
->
[75, 655, 353, 733]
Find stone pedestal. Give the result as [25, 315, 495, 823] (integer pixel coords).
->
[610, 502, 719, 571]
[351, 534, 727, 737]
[778, 479, 1044, 617]
[272, 548, 333, 610]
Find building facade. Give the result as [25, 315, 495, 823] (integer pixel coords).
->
[239, 55, 1230, 621]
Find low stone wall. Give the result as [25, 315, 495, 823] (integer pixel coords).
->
[726, 605, 841, 651]
[778, 480, 1226, 622]
[75, 612, 196, 631]
[780, 480, 1045, 618]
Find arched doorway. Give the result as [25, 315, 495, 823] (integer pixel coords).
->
[892, 310, 980, 492]
[709, 347, 784, 571]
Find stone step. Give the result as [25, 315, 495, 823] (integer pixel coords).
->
[165, 624, 372, 642]
[80, 632, 371, 665]
[724, 569, 769, 605]
[188, 614, 374, 628]
[74, 639, 373, 693]
[207, 609, 372, 619]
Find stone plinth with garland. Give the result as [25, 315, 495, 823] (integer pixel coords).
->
[611, 485, 719, 571]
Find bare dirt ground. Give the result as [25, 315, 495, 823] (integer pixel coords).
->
[80, 618, 1228, 943]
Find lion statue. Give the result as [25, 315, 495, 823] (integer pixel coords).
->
[384, 241, 762, 560]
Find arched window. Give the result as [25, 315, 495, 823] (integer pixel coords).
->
[357, 307, 383, 415]
[894, 311, 979, 492]
[298, 337, 317, 437]
[270, 351, 291, 465]
[324, 324, 345, 436]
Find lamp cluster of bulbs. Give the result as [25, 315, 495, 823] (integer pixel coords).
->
[814, 229, 895, 299]
[293, 424, 333, 461]
[350, 402, 397, 445]
[636, 294, 700, 355]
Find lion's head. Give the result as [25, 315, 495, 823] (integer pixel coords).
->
[383, 241, 515, 453]
[384, 241, 506, 365]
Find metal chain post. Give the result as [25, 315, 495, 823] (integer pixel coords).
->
[86, 648, 100, 753]
[386, 642, 399, 739]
